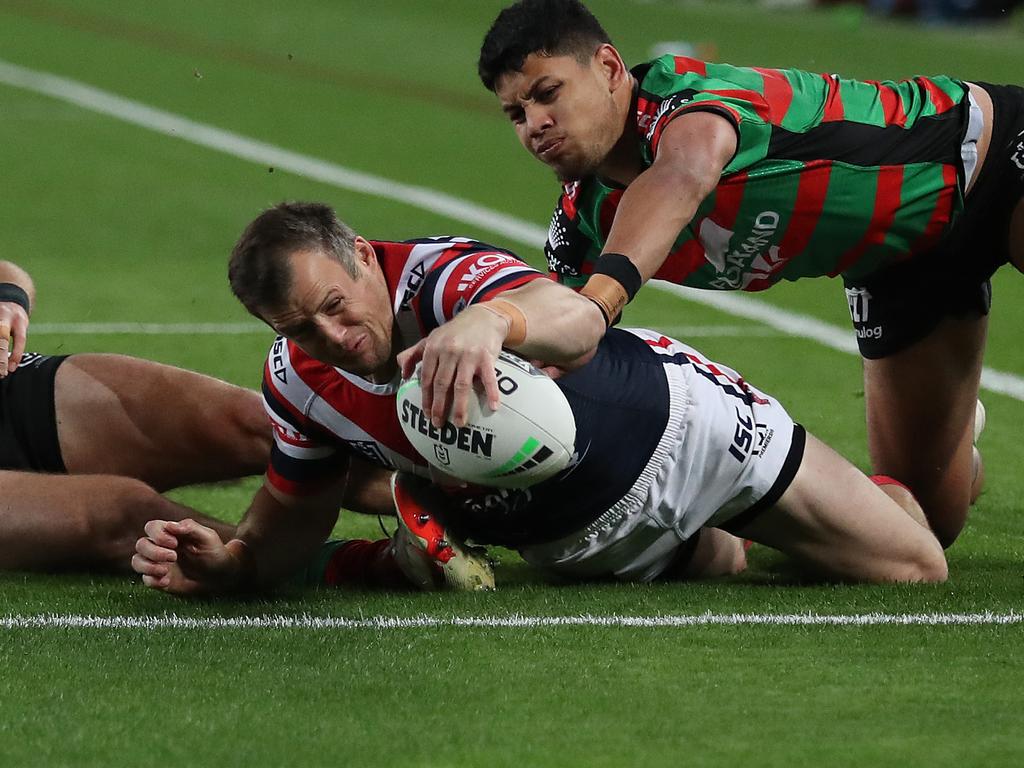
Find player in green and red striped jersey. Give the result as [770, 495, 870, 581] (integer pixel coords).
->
[409, 0, 1024, 549]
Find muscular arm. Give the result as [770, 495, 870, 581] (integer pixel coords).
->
[232, 481, 344, 587]
[601, 111, 737, 283]
[134, 476, 347, 594]
[341, 456, 396, 516]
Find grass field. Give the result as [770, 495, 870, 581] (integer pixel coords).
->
[1, 1, 1023, 765]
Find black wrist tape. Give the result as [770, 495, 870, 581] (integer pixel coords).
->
[593, 253, 642, 303]
[0, 283, 30, 313]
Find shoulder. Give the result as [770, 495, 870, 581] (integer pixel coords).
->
[261, 337, 333, 423]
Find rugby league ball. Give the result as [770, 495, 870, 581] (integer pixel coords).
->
[397, 351, 577, 489]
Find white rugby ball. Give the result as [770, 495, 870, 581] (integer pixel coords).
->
[397, 351, 577, 489]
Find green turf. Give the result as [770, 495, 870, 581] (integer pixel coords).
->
[0, 1, 1023, 765]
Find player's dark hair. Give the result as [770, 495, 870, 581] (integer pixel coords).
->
[478, 0, 612, 92]
[229, 201, 357, 318]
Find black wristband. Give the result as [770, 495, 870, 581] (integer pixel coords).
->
[592, 253, 642, 303]
[0, 283, 30, 313]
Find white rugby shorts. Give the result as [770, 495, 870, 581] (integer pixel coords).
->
[519, 328, 804, 582]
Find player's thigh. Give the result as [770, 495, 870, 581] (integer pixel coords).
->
[56, 354, 270, 487]
[0, 470, 171, 570]
[862, 312, 986, 546]
[730, 433, 947, 583]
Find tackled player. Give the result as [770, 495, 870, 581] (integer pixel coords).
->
[132, 203, 947, 593]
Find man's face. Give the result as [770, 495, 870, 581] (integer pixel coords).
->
[265, 240, 396, 378]
[495, 49, 625, 181]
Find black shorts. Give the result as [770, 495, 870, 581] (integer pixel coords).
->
[843, 82, 1024, 359]
[0, 353, 69, 472]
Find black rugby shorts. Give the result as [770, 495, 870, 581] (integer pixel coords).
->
[843, 83, 1024, 359]
[0, 352, 68, 472]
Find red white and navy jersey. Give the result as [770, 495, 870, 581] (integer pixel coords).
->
[260, 237, 545, 497]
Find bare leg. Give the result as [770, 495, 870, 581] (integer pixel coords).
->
[731, 433, 947, 583]
[660, 528, 747, 580]
[862, 314, 986, 548]
[55, 354, 271, 491]
[0, 471, 234, 571]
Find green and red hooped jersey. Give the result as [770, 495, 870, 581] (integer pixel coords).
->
[545, 55, 970, 291]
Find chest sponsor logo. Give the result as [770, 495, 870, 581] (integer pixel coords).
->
[700, 212, 785, 289]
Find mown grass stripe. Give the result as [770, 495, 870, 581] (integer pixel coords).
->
[2, 612, 1022, 629]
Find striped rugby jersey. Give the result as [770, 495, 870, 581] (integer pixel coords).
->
[261, 237, 544, 497]
[546, 55, 970, 291]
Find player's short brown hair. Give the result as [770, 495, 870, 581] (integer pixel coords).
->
[229, 202, 358, 318]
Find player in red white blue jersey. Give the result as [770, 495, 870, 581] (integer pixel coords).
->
[133, 202, 948, 593]
[441, 0, 1024, 549]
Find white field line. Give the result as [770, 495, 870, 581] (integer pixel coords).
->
[31, 322, 269, 335]
[1, 611, 1023, 630]
[2, 59, 1023, 401]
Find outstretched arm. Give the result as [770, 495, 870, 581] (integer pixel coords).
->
[133, 478, 346, 595]
[581, 111, 736, 323]
[0, 261, 35, 377]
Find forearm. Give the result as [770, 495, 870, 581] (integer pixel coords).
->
[231, 484, 341, 588]
[342, 459, 396, 516]
[601, 164, 708, 283]
[480, 280, 606, 364]
[0, 261, 35, 313]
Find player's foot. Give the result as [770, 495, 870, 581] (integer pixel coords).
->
[390, 473, 495, 591]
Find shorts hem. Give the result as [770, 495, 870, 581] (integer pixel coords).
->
[718, 424, 807, 534]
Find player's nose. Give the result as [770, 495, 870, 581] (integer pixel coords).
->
[525, 104, 553, 137]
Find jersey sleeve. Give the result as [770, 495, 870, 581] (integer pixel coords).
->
[639, 56, 775, 173]
[544, 185, 605, 290]
[414, 243, 548, 332]
[261, 339, 347, 497]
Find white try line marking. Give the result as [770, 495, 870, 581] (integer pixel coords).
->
[2, 612, 1022, 630]
[2, 59, 1023, 401]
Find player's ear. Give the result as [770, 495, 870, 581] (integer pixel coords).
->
[595, 44, 628, 91]
[353, 236, 377, 268]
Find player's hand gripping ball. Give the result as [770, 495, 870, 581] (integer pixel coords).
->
[397, 351, 577, 489]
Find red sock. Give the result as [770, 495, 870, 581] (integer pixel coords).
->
[870, 474, 911, 493]
[322, 539, 412, 589]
